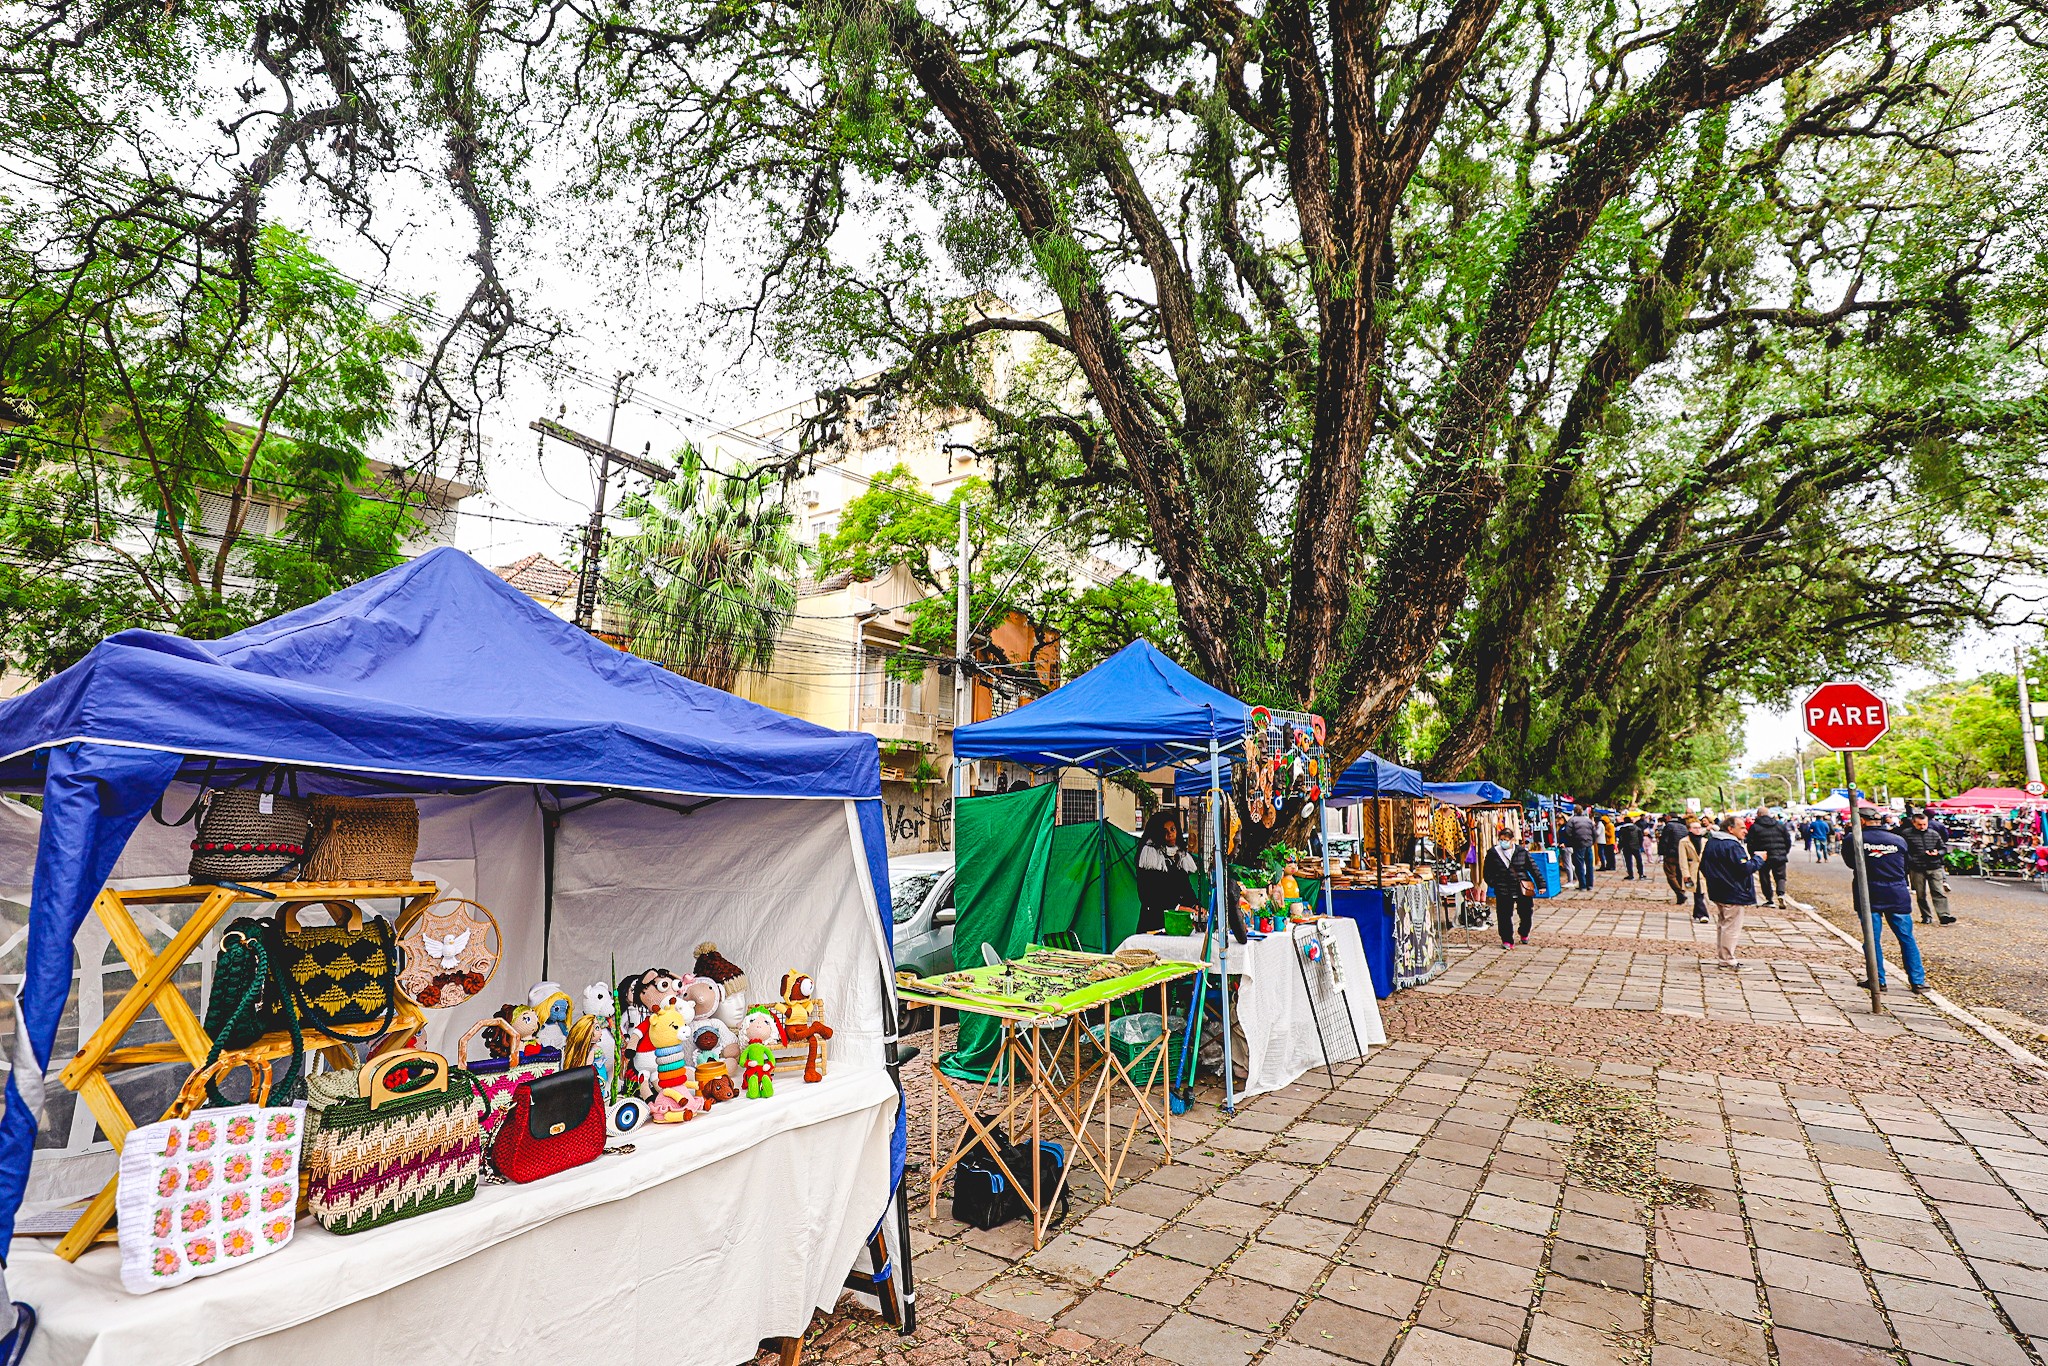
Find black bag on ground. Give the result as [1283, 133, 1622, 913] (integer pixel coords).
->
[952, 1122, 1015, 1230]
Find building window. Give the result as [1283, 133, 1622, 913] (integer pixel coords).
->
[1059, 788, 1099, 826]
[990, 685, 1018, 717]
[881, 673, 904, 725]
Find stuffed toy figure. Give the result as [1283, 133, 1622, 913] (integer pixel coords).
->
[739, 1009, 780, 1099]
[616, 967, 690, 1070]
[778, 971, 833, 1084]
[565, 982, 620, 1097]
[497, 1003, 545, 1061]
[693, 943, 750, 1029]
[636, 1005, 698, 1123]
[690, 1020, 740, 1108]
[680, 974, 723, 1027]
[529, 981, 573, 1053]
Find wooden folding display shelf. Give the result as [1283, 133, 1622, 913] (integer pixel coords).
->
[51, 879, 435, 1262]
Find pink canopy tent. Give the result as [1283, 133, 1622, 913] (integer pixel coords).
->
[1927, 786, 2048, 812]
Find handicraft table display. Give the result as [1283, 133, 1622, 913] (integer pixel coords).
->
[896, 948, 1202, 1249]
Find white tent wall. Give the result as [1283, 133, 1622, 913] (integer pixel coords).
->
[0, 784, 890, 1212]
[548, 795, 889, 1077]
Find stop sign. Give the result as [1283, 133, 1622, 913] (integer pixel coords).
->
[1802, 682, 1891, 751]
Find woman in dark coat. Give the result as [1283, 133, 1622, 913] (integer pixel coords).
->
[1136, 809, 1201, 935]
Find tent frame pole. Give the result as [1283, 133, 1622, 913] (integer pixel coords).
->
[1097, 770, 1109, 951]
[1209, 738, 1238, 1114]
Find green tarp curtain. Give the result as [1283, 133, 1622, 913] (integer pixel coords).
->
[941, 783, 1057, 1080]
[938, 786, 1155, 1081]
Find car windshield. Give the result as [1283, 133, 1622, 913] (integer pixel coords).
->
[890, 872, 939, 924]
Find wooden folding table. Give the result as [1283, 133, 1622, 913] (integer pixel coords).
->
[51, 879, 434, 1261]
[900, 956, 1202, 1249]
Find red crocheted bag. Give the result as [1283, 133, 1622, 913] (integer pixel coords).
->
[489, 1066, 603, 1183]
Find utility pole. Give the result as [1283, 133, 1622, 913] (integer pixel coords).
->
[951, 499, 971, 852]
[531, 385, 674, 634]
[2019, 646, 2043, 787]
[1794, 734, 1807, 807]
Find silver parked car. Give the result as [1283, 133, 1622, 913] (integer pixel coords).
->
[889, 852, 957, 979]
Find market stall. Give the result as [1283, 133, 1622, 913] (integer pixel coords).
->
[1325, 754, 1458, 992]
[950, 640, 1253, 1112]
[0, 549, 909, 1366]
[1420, 782, 1515, 927]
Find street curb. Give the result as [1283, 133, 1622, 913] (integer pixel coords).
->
[1788, 899, 2048, 1075]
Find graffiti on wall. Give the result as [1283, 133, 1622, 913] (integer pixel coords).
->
[882, 786, 951, 853]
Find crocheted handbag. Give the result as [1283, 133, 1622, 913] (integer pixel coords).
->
[488, 1066, 604, 1184]
[457, 1019, 558, 1142]
[303, 1049, 487, 1235]
[270, 900, 398, 1044]
[115, 1054, 303, 1293]
[302, 795, 420, 883]
[184, 789, 313, 885]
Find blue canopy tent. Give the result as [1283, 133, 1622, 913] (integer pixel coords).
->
[0, 549, 910, 1358]
[1326, 753, 1426, 804]
[952, 640, 1251, 1109]
[1424, 780, 1512, 807]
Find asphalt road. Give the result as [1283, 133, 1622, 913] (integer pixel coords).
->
[1794, 850, 2048, 1040]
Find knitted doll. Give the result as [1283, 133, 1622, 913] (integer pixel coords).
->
[739, 1009, 780, 1099]
[693, 943, 749, 1029]
[635, 1005, 697, 1123]
[691, 1020, 740, 1108]
[529, 981, 573, 1053]
[778, 971, 833, 1084]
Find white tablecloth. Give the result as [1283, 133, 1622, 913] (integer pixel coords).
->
[12, 1071, 899, 1366]
[1120, 919, 1386, 1098]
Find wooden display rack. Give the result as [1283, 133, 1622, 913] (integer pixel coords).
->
[52, 879, 436, 1262]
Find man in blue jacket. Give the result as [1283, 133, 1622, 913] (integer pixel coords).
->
[1853, 807, 1926, 993]
[1698, 814, 1766, 966]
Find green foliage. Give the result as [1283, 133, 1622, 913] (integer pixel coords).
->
[606, 446, 810, 692]
[816, 462, 1182, 683]
[0, 224, 424, 677]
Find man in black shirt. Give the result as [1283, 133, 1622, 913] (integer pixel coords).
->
[1481, 830, 1538, 948]
[1899, 809, 1956, 925]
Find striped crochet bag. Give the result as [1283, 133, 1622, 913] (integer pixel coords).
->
[303, 1050, 488, 1234]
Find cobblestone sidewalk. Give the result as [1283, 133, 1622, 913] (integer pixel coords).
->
[766, 879, 2048, 1366]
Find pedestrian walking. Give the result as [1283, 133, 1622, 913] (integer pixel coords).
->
[1900, 809, 1956, 926]
[1679, 818, 1711, 922]
[1746, 805, 1794, 908]
[1596, 811, 1617, 871]
[1853, 807, 1927, 994]
[1617, 812, 1647, 880]
[1482, 828, 1538, 948]
[1659, 813, 1688, 904]
[1699, 813, 1767, 966]
[1561, 809, 1597, 890]
[1808, 813, 1834, 862]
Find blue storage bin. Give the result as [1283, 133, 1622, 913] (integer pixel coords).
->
[1530, 850, 1561, 898]
[1326, 888, 1397, 998]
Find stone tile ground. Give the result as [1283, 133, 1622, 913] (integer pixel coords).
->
[763, 878, 2048, 1366]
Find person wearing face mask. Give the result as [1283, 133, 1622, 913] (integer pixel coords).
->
[1135, 809, 1202, 935]
[1480, 827, 1538, 949]
[1677, 818, 1711, 923]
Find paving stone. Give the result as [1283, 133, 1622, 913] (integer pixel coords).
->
[1142, 1310, 1263, 1366]
[1344, 1232, 1444, 1281]
[1449, 1220, 1545, 1266]
[1288, 1300, 1402, 1362]
[1227, 1240, 1328, 1290]
[1549, 1239, 1646, 1290]
[1466, 1192, 1554, 1235]
[961, 1220, 1040, 1259]
[1556, 1208, 1646, 1253]
[1435, 1251, 1537, 1305]
[1873, 1273, 2005, 1331]
[1756, 1250, 1870, 1303]
[1388, 1324, 1515, 1365]
[1112, 1180, 1199, 1220]
[1765, 1287, 1896, 1349]
[1149, 1223, 1245, 1267]
[1261, 1210, 1352, 1255]
[1259, 1344, 1357, 1366]
[1030, 1233, 1128, 1285]
[1653, 1301, 1767, 1365]
[1182, 1196, 1267, 1235]
[977, 1275, 1080, 1322]
[1526, 1310, 1633, 1364]
[1891, 1312, 2033, 1366]
[1538, 1276, 1645, 1330]
[1077, 1206, 1170, 1247]
[1770, 1328, 1901, 1366]
[1416, 1285, 1524, 1349]
[920, 1240, 1012, 1292]
[1654, 1264, 1762, 1321]
[1188, 1275, 1299, 1332]
[1211, 1174, 1299, 1209]
[1105, 1254, 1210, 1305]
[1058, 1289, 1173, 1341]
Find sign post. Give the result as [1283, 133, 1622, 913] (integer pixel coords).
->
[1802, 683, 1891, 1013]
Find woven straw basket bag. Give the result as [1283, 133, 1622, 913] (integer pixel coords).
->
[303, 796, 420, 882]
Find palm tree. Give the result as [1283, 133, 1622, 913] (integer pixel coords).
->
[605, 446, 808, 693]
